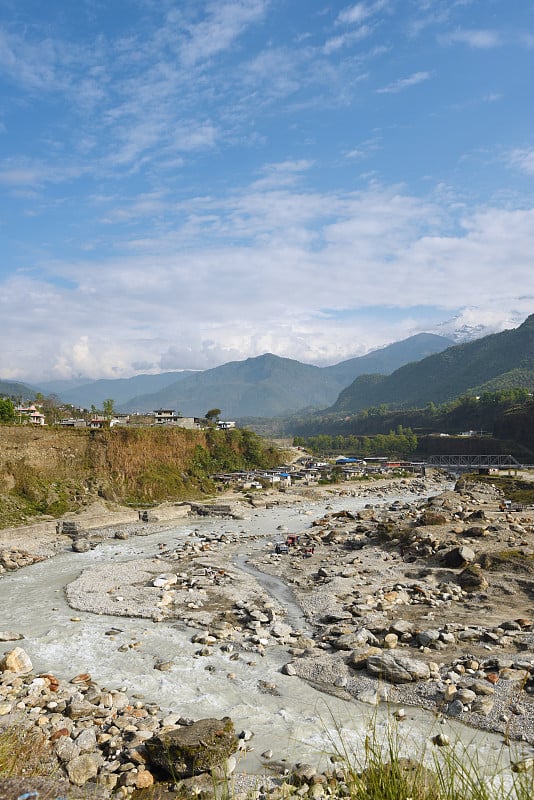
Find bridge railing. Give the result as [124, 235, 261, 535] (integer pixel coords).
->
[426, 454, 523, 469]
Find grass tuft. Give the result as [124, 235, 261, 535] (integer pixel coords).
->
[0, 723, 56, 778]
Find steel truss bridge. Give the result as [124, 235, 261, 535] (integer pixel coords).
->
[426, 454, 524, 470]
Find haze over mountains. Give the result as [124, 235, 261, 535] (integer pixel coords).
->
[1, 333, 452, 418]
[117, 333, 452, 418]
[3, 315, 534, 419]
[331, 313, 534, 414]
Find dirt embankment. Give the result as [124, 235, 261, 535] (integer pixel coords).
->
[0, 425, 277, 528]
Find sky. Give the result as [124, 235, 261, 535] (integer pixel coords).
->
[1, 0, 534, 382]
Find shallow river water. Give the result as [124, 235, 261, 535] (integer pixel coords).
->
[1, 486, 532, 777]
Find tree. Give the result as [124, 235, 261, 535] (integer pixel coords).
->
[0, 398, 15, 423]
[205, 408, 221, 422]
[102, 399, 115, 418]
[41, 393, 62, 424]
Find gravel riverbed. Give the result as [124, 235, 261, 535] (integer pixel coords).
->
[2, 474, 534, 797]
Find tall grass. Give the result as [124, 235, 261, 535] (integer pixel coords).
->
[321, 713, 534, 800]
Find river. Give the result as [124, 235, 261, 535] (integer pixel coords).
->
[1, 484, 531, 776]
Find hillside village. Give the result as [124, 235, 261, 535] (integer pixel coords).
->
[9, 403, 236, 432]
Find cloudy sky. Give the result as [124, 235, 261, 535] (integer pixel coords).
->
[1, 0, 533, 381]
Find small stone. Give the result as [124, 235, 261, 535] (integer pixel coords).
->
[66, 753, 100, 785]
[154, 660, 173, 671]
[471, 696, 494, 715]
[135, 769, 154, 789]
[0, 631, 24, 642]
[447, 699, 465, 716]
[432, 733, 450, 747]
[512, 757, 534, 773]
[282, 662, 297, 676]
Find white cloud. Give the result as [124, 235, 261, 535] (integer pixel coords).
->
[337, 4, 370, 26]
[507, 148, 534, 176]
[177, 0, 269, 67]
[2, 180, 534, 380]
[442, 29, 501, 48]
[323, 25, 371, 54]
[0, 160, 86, 188]
[336, 1, 389, 26]
[377, 70, 431, 93]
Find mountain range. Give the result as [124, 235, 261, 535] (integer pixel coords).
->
[331, 313, 534, 413]
[117, 333, 452, 418]
[0, 333, 452, 418]
[5, 314, 533, 419]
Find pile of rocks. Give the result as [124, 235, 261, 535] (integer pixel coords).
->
[0, 547, 46, 573]
[0, 647, 240, 798]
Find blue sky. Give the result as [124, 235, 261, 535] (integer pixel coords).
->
[1, 0, 533, 381]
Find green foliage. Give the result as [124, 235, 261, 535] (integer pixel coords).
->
[5, 460, 81, 519]
[287, 389, 534, 466]
[0, 398, 15, 423]
[128, 462, 199, 504]
[302, 428, 418, 458]
[102, 398, 115, 417]
[0, 426, 284, 522]
[330, 314, 534, 414]
[466, 475, 534, 506]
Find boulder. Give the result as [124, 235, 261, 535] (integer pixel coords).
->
[0, 647, 32, 674]
[462, 526, 488, 538]
[145, 717, 237, 777]
[333, 629, 378, 651]
[72, 539, 91, 553]
[443, 545, 475, 568]
[366, 652, 431, 683]
[458, 564, 488, 592]
[348, 646, 381, 670]
[416, 629, 440, 647]
[0, 631, 24, 642]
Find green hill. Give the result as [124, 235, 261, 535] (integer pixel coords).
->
[0, 380, 36, 401]
[331, 314, 534, 413]
[120, 334, 452, 418]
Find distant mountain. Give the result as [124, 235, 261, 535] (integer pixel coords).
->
[331, 313, 534, 413]
[121, 354, 332, 417]
[434, 310, 526, 343]
[0, 380, 37, 401]
[2, 332, 453, 417]
[322, 333, 452, 386]
[120, 333, 453, 418]
[51, 371, 194, 408]
[36, 378, 100, 395]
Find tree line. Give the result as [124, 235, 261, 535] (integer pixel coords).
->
[294, 426, 418, 458]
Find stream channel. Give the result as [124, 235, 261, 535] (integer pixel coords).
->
[1, 484, 532, 777]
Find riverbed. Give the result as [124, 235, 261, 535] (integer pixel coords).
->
[1, 482, 531, 777]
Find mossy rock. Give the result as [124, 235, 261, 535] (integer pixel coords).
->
[458, 564, 489, 592]
[419, 510, 447, 526]
[145, 717, 237, 778]
[376, 521, 399, 541]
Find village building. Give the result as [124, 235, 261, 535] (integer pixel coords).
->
[152, 409, 202, 429]
[15, 404, 45, 425]
[59, 418, 87, 428]
[216, 420, 236, 430]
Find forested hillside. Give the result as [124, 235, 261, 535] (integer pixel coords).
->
[331, 314, 534, 413]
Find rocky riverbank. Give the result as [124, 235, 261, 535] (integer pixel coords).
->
[2, 473, 534, 798]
